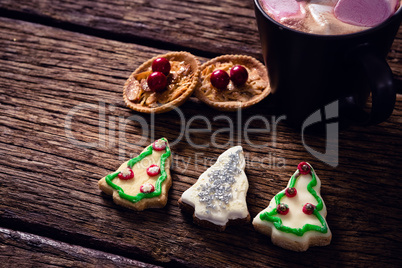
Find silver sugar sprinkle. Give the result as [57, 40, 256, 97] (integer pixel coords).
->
[197, 150, 241, 211]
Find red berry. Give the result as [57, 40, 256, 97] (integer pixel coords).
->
[210, 70, 230, 90]
[147, 164, 160, 177]
[230, 65, 248, 86]
[147, 72, 167, 92]
[118, 167, 134, 180]
[303, 203, 315, 215]
[277, 203, 289, 215]
[285, 187, 297, 198]
[297, 162, 311, 175]
[152, 57, 171, 75]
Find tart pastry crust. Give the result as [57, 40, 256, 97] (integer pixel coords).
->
[194, 55, 271, 111]
[123, 52, 200, 113]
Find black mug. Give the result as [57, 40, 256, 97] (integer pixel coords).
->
[253, 0, 402, 128]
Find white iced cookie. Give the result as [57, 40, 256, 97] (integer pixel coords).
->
[253, 162, 331, 251]
[178, 146, 250, 231]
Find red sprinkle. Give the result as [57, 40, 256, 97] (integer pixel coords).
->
[285, 187, 297, 198]
[303, 203, 315, 215]
[140, 183, 155, 194]
[277, 203, 289, 215]
[147, 164, 160, 177]
[118, 167, 134, 180]
[152, 139, 167, 151]
[297, 162, 311, 175]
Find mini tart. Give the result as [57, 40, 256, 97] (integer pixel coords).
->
[194, 55, 270, 111]
[123, 52, 200, 113]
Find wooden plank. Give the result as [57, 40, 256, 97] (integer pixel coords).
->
[0, 227, 160, 267]
[1, 17, 402, 267]
[2, 0, 402, 78]
[0, 0, 261, 58]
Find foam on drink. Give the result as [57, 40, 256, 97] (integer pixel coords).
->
[259, 0, 401, 35]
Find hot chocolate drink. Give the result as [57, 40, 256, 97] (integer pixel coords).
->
[259, 0, 401, 35]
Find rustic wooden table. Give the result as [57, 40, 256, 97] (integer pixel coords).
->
[1, 1, 402, 267]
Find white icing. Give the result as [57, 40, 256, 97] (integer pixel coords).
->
[181, 146, 249, 226]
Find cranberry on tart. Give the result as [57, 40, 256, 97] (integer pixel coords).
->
[194, 55, 271, 111]
[123, 52, 200, 113]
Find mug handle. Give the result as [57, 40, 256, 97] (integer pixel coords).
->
[340, 45, 396, 125]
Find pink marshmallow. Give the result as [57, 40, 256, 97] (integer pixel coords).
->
[260, 0, 305, 21]
[334, 0, 398, 27]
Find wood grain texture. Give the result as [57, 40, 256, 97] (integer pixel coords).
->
[0, 227, 160, 267]
[0, 0, 260, 58]
[1, 16, 402, 267]
[2, 0, 402, 81]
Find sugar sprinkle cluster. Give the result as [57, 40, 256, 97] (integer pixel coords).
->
[197, 150, 242, 213]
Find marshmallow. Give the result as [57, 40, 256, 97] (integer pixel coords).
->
[334, 0, 398, 27]
[308, 4, 334, 27]
[260, 0, 305, 21]
[309, 0, 338, 5]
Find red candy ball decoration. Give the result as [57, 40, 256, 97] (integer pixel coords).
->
[147, 71, 167, 92]
[152, 139, 167, 151]
[118, 167, 134, 180]
[277, 203, 289, 215]
[230, 65, 248, 86]
[303, 203, 315, 215]
[152, 57, 171, 75]
[210, 69, 230, 90]
[146, 164, 160, 177]
[140, 183, 155, 194]
[285, 187, 297, 198]
[297, 162, 311, 175]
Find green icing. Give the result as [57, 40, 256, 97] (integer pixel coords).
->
[259, 166, 328, 236]
[105, 138, 171, 203]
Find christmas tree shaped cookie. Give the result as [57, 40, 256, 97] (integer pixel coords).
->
[98, 138, 172, 211]
[253, 162, 331, 251]
[178, 146, 250, 231]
